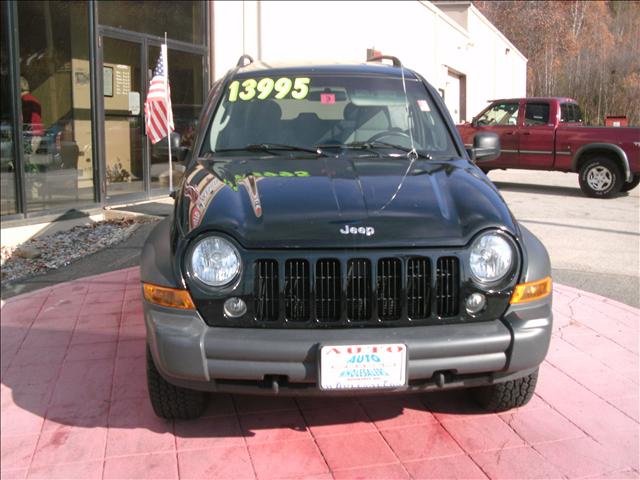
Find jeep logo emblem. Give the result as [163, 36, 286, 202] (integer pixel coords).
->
[340, 225, 375, 236]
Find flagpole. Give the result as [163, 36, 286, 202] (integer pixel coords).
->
[164, 32, 173, 193]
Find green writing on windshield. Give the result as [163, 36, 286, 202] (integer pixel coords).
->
[228, 77, 310, 102]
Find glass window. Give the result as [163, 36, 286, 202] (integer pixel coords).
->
[148, 47, 204, 190]
[99, 2, 204, 45]
[1, 8, 17, 216]
[204, 75, 456, 158]
[524, 103, 550, 126]
[561, 103, 583, 123]
[476, 102, 519, 126]
[17, 1, 95, 213]
[572, 104, 583, 123]
[103, 37, 144, 198]
[560, 103, 572, 123]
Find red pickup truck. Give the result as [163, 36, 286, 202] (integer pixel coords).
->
[457, 97, 640, 197]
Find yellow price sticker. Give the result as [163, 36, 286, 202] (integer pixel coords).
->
[238, 79, 257, 101]
[228, 77, 310, 102]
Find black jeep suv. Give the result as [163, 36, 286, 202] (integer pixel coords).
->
[141, 56, 553, 419]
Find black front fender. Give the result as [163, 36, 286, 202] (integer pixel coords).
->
[501, 223, 553, 373]
[519, 224, 551, 283]
[141, 218, 180, 288]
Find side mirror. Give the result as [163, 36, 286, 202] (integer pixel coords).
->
[471, 117, 478, 127]
[469, 132, 500, 163]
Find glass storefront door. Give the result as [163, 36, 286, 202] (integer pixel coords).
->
[147, 46, 204, 192]
[101, 36, 145, 200]
[1, 2, 207, 220]
[100, 33, 205, 202]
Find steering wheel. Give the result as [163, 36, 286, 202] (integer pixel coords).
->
[366, 130, 411, 143]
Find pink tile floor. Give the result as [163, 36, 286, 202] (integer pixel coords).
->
[1, 267, 638, 479]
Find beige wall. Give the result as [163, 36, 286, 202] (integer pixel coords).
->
[210, 0, 527, 122]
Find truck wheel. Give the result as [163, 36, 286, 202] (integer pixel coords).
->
[578, 157, 623, 198]
[146, 347, 206, 419]
[471, 369, 538, 412]
[621, 174, 640, 193]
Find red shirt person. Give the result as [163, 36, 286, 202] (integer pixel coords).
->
[21, 76, 44, 138]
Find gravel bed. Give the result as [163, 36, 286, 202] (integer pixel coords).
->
[1, 218, 150, 284]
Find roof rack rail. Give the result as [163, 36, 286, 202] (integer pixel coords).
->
[236, 54, 254, 67]
[367, 55, 402, 67]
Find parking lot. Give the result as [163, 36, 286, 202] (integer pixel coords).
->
[489, 169, 640, 308]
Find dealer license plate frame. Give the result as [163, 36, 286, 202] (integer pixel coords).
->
[318, 343, 408, 391]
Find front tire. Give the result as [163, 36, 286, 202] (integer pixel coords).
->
[578, 157, 623, 198]
[147, 347, 206, 419]
[621, 174, 640, 193]
[471, 369, 538, 412]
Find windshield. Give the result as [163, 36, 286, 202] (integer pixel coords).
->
[202, 74, 457, 158]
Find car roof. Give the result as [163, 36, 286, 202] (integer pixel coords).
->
[489, 97, 578, 104]
[233, 61, 420, 79]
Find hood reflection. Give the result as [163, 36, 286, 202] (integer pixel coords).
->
[178, 156, 514, 249]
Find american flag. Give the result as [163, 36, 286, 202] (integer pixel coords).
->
[145, 45, 174, 144]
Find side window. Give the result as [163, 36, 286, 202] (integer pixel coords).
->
[573, 104, 583, 123]
[524, 103, 550, 126]
[560, 103, 571, 123]
[476, 102, 519, 126]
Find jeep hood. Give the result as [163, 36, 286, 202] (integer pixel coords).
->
[177, 155, 517, 248]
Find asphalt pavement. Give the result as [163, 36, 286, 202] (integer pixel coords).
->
[2, 172, 639, 307]
[489, 169, 640, 307]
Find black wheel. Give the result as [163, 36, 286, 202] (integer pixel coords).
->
[621, 174, 640, 193]
[471, 369, 538, 412]
[146, 347, 206, 419]
[578, 157, 623, 198]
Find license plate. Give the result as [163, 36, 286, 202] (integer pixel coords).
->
[319, 344, 407, 390]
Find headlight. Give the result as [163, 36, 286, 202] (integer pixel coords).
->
[469, 232, 514, 285]
[190, 236, 241, 287]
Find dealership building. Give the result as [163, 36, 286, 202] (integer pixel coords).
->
[0, 0, 525, 222]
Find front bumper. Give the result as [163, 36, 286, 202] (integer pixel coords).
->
[144, 297, 552, 395]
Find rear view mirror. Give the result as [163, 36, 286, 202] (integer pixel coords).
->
[469, 132, 500, 163]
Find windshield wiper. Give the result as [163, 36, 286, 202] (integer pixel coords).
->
[216, 143, 327, 157]
[316, 141, 432, 159]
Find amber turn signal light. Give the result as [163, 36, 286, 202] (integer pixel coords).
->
[510, 276, 552, 304]
[142, 283, 195, 309]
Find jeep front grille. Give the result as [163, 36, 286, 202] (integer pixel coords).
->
[377, 258, 402, 321]
[346, 259, 372, 321]
[253, 255, 460, 325]
[254, 259, 279, 321]
[284, 259, 310, 321]
[407, 257, 431, 319]
[315, 259, 341, 321]
[436, 257, 460, 317]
